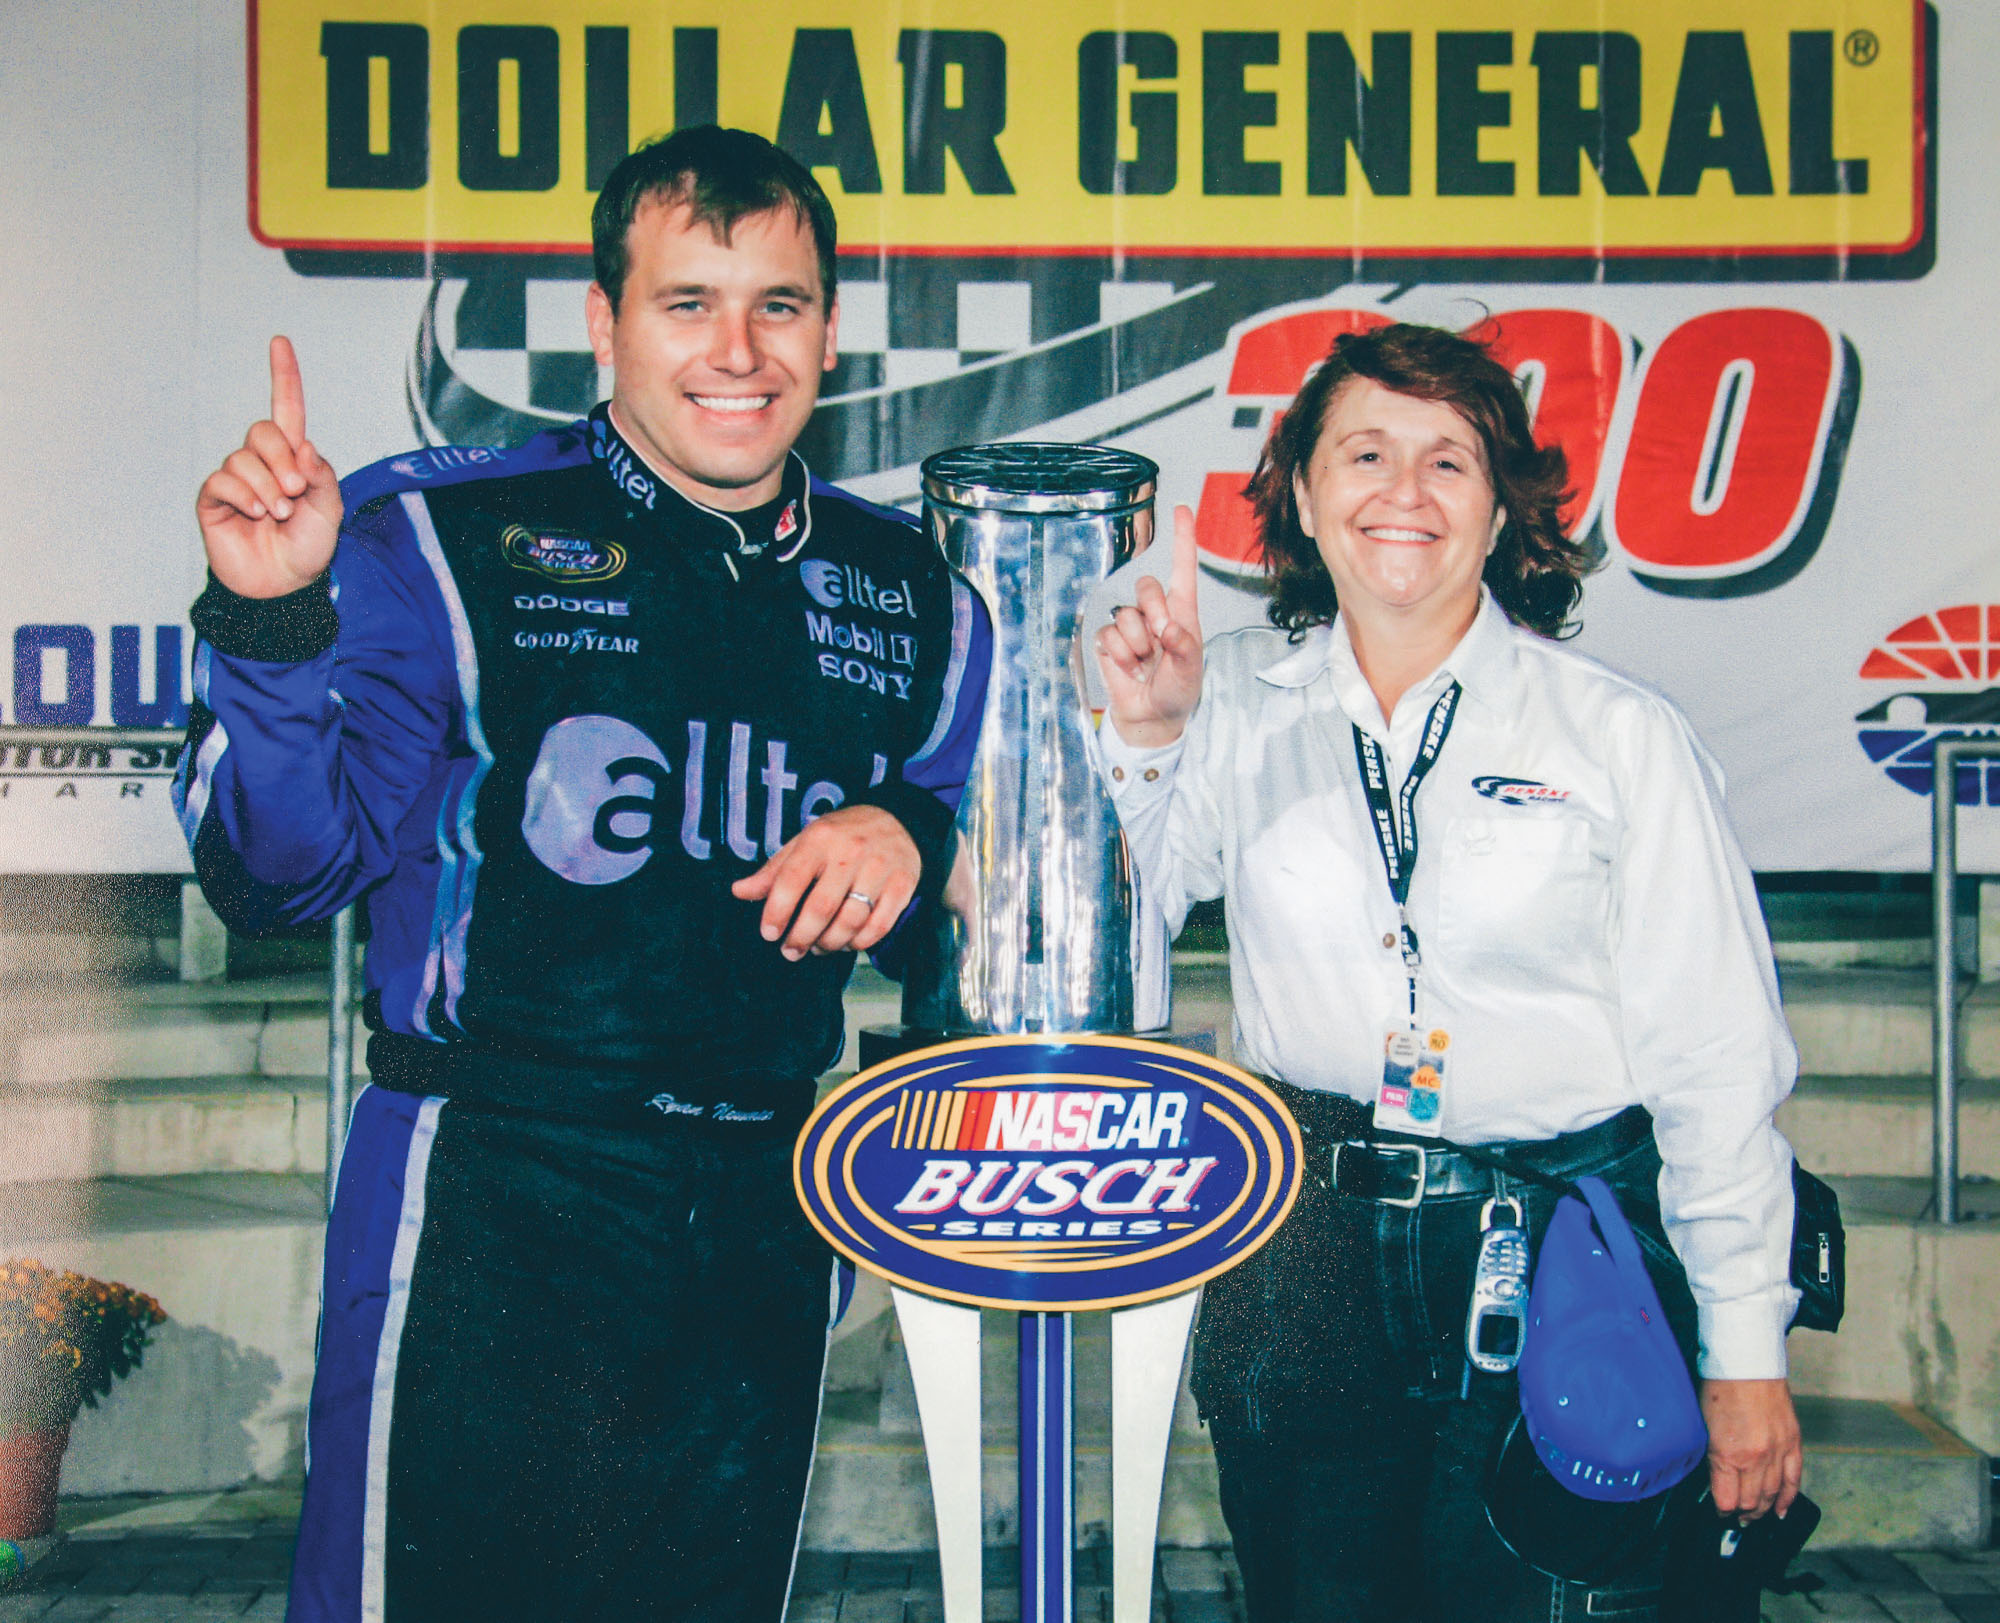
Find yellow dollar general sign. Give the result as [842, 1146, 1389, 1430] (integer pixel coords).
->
[251, 0, 1930, 269]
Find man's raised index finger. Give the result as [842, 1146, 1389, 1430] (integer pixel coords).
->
[269, 335, 307, 447]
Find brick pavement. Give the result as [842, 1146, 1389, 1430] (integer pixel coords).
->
[9, 1516, 2000, 1620]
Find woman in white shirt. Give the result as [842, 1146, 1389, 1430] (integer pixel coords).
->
[1095, 322, 1802, 1622]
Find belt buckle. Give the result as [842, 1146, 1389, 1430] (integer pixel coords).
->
[1336, 1140, 1428, 1207]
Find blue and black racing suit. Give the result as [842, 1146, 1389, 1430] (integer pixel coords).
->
[174, 405, 989, 1623]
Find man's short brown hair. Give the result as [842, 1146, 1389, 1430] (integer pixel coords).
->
[591, 127, 838, 315]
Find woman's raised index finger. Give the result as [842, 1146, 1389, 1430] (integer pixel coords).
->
[1168, 503, 1201, 616]
[269, 335, 308, 447]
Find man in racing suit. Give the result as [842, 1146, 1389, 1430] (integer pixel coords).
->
[174, 128, 989, 1623]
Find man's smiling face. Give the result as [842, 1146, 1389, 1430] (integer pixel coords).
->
[586, 196, 838, 512]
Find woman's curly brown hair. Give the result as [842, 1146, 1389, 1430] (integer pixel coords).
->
[1246, 322, 1590, 638]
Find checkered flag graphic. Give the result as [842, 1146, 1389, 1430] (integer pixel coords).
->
[410, 256, 1324, 481]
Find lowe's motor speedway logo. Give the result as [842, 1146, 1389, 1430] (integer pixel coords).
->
[795, 1037, 1303, 1311]
[1856, 607, 2000, 805]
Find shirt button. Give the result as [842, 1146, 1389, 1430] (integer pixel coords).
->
[1142, 767, 1160, 782]
[1382, 933, 1397, 950]
[1111, 766, 1125, 782]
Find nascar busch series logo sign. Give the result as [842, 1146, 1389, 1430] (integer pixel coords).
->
[795, 1037, 1303, 1310]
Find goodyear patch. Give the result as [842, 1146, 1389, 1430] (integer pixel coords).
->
[503, 524, 627, 582]
[794, 1036, 1303, 1311]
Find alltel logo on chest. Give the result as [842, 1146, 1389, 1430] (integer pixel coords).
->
[801, 559, 917, 618]
[520, 714, 882, 885]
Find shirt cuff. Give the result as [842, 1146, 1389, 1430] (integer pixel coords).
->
[848, 779, 957, 903]
[190, 573, 339, 664]
[1695, 1289, 1797, 1381]
[1096, 722, 1184, 806]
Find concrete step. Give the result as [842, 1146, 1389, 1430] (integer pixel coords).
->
[8, 960, 1992, 1082]
[1795, 1397, 1989, 1549]
[813, 1286, 1228, 1551]
[0, 932, 177, 981]
[8, 963, 1997, 1091]
[1782, 968, 2000, 1079]
[1779, 1074, 2000, 1180]
[0, 967, 914, 1186]
[1776, 938, 1934, 970]
[0, 1172, 324, 1497]
[0, 963, 1233, 1185]
[4, 1170, 1987, 1549]
[815, 1290, 1984, 1551]
[0, 1076, 323, 1185]
[0, 974, 336, 1089]
[1786, 1176, 2000, 1468]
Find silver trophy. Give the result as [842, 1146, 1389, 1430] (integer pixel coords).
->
[859, 443, 1194, 1623]
[886, 442, 1170, 1049]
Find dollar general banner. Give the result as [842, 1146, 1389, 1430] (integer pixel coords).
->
[249, 0, 1926, 262]
[3, 0, 1994, 875]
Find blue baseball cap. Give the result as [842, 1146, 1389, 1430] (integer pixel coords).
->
[1484, 1414, 1696, 1585]
[1514, 1176, 1707, 1503]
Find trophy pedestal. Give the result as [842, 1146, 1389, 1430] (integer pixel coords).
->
[810, 446, 1252, 1623]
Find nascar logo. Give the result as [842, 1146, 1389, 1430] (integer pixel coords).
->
[795, 1036, 1302, 1311]
[503, 524, 627, 582]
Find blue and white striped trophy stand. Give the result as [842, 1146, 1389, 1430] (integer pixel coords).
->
[799, 446, 1301, 1623]
[801, 1036, 1301, 1623]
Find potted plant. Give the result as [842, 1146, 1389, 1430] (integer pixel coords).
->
[0, 1260, 165, 1538]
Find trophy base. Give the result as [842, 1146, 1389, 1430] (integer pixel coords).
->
[857, 1023, 1217, 1070]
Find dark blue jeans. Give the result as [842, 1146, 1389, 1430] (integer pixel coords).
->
[1190, 1086, 1698, 1623]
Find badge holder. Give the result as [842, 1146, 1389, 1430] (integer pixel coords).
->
[1373, 1024, 1451, 1137]
[1352, 689, 1461, 1143]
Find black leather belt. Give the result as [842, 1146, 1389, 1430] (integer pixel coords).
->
[1331, 1139, 1499, 1206]
[1255, 1077, 1655, 1209]
[1331, 1107, 1654, 1208]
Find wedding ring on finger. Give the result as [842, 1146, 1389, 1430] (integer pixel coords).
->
[844, 890, 874, 909]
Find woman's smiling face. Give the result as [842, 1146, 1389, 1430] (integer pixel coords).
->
[1292, 377, 1506, 634]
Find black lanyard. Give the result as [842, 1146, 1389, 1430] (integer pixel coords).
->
[1350, 681, 1461, 1021]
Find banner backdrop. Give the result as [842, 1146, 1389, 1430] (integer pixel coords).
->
[0, 0, 1990, 873]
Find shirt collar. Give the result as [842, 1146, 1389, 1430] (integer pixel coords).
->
[1255, 588, 1525, 721]
[588, 403, 811, 559]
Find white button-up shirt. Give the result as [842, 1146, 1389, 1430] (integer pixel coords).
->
[1099, 591, 1799, 1379]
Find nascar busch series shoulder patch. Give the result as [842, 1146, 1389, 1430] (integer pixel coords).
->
[503, 523, 627, 582]
[795, 1037, 1303, 1311]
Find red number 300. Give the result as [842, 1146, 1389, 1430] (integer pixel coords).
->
[1196, 304, 1860, 599]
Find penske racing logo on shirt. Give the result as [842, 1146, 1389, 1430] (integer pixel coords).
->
[794, 1036, 1303, 1311]
[1473, 776, 1573, 806]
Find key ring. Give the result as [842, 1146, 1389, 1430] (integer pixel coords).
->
[1480, 1171, 1524, 1231]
